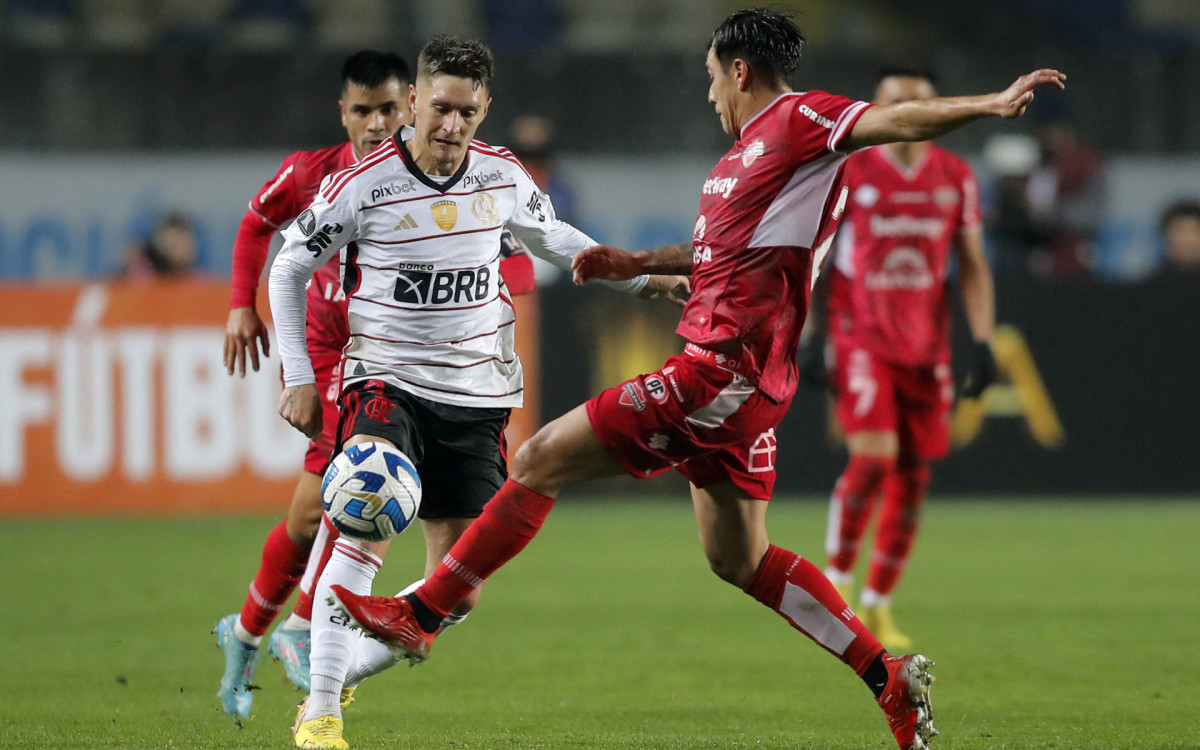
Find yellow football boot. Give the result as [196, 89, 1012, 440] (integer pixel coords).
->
[859, 603, 914, 652]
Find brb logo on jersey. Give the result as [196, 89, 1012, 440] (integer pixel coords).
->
[393, 265, 492, 305]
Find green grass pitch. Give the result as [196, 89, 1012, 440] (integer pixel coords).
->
[1, 496, 1197, 749]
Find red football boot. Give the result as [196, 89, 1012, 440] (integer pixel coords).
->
[877, 653, 937, 749]
[329, 585, 436, 664]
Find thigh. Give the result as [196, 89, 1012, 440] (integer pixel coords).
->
[896, 362, 953, 462]
[414, 400, 510, 521]
[510, 403, 625, 493]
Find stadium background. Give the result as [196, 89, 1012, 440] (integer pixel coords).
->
[2, 0, 1199, 513]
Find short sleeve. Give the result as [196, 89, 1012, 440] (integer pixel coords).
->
[249, 152, 302, 228]
[790, 91, 874, 156]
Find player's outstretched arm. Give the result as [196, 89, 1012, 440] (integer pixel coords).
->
[224, 306, 271, 377]
[843, 68, 1066, 150]
[571, 241, 693, 284]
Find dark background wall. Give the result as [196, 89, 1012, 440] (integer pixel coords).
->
[537, 276, 1200, 495]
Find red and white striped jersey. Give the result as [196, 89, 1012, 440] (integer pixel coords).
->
[676, 91, 872, 403]
[269, 126, 645, 408]
[828, 143, 982, 366]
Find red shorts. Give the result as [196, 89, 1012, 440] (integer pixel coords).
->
[303, 346, 343, 474]
[585, 344, 788, 500]
[830, 339, 952, 461]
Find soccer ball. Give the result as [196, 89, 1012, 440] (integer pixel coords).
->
[321, 442, 421, 542]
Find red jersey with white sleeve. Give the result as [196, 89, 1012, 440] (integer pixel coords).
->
[231, 142, 357, 352]
[827, 143, 982, 367]
[676, 91, 872, 403]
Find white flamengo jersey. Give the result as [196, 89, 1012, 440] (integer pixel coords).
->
[269, 126, 646, 408]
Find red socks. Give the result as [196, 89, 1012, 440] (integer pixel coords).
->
[825, 455, 893, 574]
[239, 520, 308, 637]
[745, 545, 883, 675]
[866, 466, 930, 596]
[418, 479, 556, 619]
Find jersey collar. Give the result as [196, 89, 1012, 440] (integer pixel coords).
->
[393, 125, 471, 194]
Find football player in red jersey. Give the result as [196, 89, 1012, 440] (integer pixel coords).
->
[331, 10, 1064, 749]
[214, 49, 536, 719]
[814, 67, 997, 652]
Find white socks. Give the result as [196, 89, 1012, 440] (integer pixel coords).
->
[343, 579, 470, 688]
[304, 538, 382, 721]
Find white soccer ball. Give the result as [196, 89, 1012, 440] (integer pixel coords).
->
[321, 442, 421, 542]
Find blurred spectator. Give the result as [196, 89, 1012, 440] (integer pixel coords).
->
[508, 113, 579, 287]
[1159, 200, 1200, 275]
[119, 212, 198, 280]
[983, 133, 1041, 278]
[1023, 121, 1108, 278]
[508, 113, 577, 225]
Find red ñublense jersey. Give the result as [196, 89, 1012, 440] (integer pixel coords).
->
[827, 144, 982, 366]
[676, 91, 872, 403]
[232, 142, 357, 351]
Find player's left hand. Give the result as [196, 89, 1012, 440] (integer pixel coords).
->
[278, 384, 322, 439]
[961, 340, 997, 398]
[638, 275, 691, 307]
[572, 245, 646, 284]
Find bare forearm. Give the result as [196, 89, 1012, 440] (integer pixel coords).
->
[637, 242, 694, 275]
[959, 260, 995, 342]
[846, 97, 994, 150]
[845, 68, 1066, 150]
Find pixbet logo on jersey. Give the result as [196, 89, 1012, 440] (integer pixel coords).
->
[393, 267, 493, 305]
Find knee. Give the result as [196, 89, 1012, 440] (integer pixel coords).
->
[286, 505, 323, 547]
[509, 427, 560, 491]
[702, 549, 757, 589]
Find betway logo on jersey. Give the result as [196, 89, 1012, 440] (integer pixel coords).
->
[370, 181, 419, 202]
[869, 214, 946, 239]
[463, 170, 506, 189]
[864, 248, 935, 291]
[393, 267, 492, 305]
[702, 176, 738, 199]
[798, 104, 835, 129]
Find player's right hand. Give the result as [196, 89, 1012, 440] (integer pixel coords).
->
[961, 340, 998, 398]
[572, 245, 646, 284]
[638, 275, 691, 307]
[278, 384, 321, 439]
[994, 69, 1066, 119]
[224, 306, 271, 377]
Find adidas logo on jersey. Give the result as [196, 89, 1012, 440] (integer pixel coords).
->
[394, 214, 419, 230]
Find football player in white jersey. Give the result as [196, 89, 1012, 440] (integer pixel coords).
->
[269, 34, 685, 750]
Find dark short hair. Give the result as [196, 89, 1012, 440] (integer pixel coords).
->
[1160, 200, 1200, 232]
[341, 50, 411, 93]
[417, 35, 495, 90]
[877, 65, 938, 87]
[710, 7, 805, 84]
